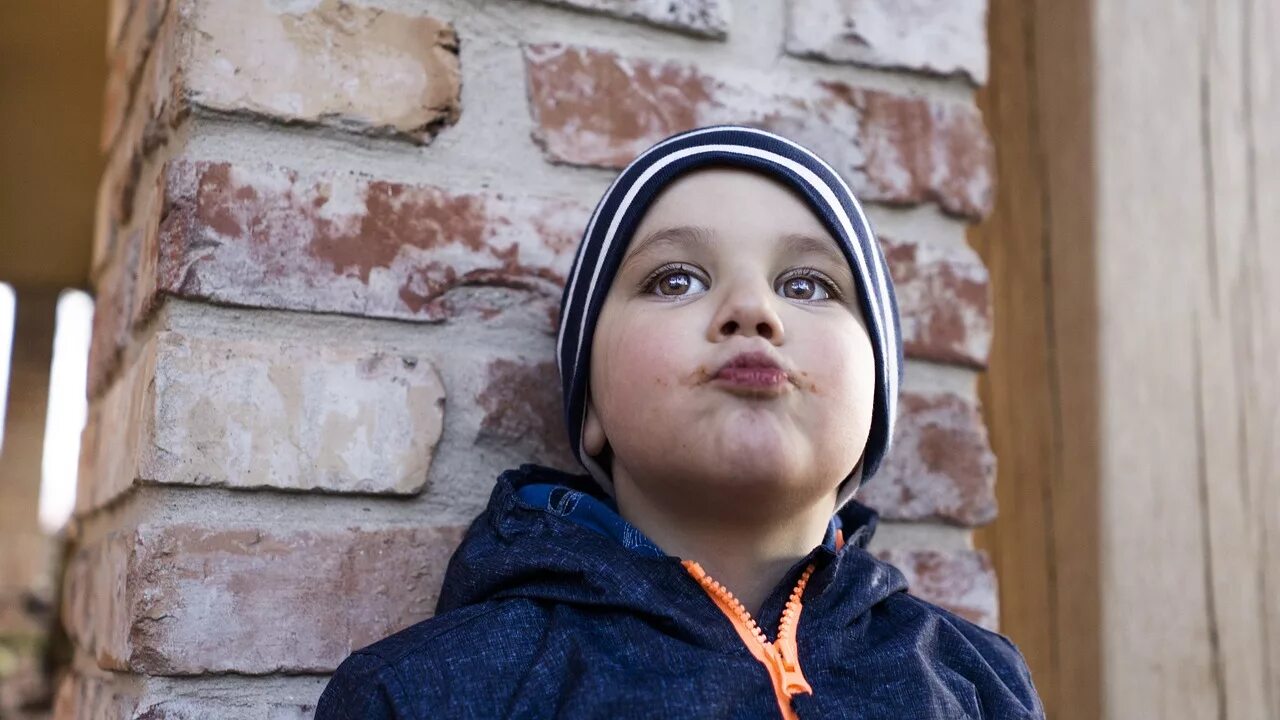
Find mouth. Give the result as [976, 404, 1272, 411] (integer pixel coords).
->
[711, 351, 793, 396]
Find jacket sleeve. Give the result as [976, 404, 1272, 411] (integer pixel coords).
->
[954, 621, 1045, 720]
[930, 602, 1046, 720]
[314, 651, 407, 720]
[986, 631, 1046, 719]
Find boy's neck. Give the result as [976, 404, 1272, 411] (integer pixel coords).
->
[612, 471, 836, 618]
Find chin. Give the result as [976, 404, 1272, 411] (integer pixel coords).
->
[714, 425, 798, 468]
[706, 438, 803, 486]
[691, 460, 827, 519]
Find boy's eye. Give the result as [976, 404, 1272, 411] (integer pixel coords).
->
[645, 267, 709, 297]
[779, 276, 829, 301]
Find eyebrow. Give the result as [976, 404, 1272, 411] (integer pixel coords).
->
[624, 225, 850, 271]
[778, 232, 850, 269]
[623, 225, 718, 265]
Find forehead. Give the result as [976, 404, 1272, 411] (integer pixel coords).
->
[624, 166, 843, 262]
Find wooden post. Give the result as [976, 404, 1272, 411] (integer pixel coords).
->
[975, 0, 1280, 717]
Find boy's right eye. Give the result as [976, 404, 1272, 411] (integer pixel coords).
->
[654, 271, 698, 296]
[640, 264, 709, 298]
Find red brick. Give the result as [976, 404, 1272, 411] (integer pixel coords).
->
[91, 175, 121, 285]
[52, 671, 141, 720]
[531, 0, 729, 38]
[88, 170, 164, 400]
[92, 1, 177, 282]
[477, 357, 578, 469]
[785, 0, 989, 85]
[93, 0, 464, 285]
[62, 523, 468, 675]
[523, 43, 994, 218]
[858, 390, 997, 526]
[874, 549, 998, 630]
[77, 330, 446, 514]
[106, 0, 135, 52]
[105, 0, 460, 151]
[52, 671, 324, 720]
[76, 344, 153, 515]
[101, 0, 170, 152]
[883, 235, 991, 367]
[182, 0, 461, 142]
[86, 227, 141, 399]
[129, 176, 164, 331]
[150, 159, 582, 323]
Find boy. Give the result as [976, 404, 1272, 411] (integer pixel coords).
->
[315, 125, 1045, 719]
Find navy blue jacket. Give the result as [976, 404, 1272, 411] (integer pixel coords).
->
[315, 463, 1044, 719]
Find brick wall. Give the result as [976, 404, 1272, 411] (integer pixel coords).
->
[58, 0, 994, 714]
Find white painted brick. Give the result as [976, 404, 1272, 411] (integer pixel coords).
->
[786, 0, 989, 84]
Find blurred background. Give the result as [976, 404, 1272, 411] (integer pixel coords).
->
[1, 0, 1276, 718]
[2, 2, 104, 717]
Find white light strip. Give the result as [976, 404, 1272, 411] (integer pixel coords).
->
[0, 283, 14, 457]
[39, 289, 94, 534]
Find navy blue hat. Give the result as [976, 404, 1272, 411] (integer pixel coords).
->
[555, 125, 903, 511]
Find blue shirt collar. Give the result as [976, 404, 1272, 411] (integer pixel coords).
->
[514, 483, 843, 558]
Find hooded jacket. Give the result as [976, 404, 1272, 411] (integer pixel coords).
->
[315, 463, 1044, 719]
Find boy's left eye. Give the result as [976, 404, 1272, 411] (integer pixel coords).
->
[778, 274, 831, 301]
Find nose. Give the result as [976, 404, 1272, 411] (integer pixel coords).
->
[707, 273, 785, 344]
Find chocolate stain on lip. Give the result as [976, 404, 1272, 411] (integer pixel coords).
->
[684, 366, 717, 386]
[794, 369, 820, 394]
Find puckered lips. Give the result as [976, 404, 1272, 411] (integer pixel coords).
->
[711, 350, 794, 397]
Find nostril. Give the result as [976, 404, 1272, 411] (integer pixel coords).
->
[758, 323, 773, 339]
[722, 320, 738, 335]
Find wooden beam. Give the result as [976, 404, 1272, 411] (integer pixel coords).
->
[977, 0, 1280, 717]
[971, 1, 1100, 717]
[969, 0, 1059, 713]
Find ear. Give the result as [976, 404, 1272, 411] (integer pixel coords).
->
[583, 387, 607, 457]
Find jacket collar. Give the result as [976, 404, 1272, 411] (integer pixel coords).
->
[434, 463, 905, 642]
[513, 479, 849, 559]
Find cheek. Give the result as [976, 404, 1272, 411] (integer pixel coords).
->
[802, 319, 876, 411]
[593, 310, 696, 420]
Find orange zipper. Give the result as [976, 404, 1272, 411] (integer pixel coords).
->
[681, 527, 842, 720]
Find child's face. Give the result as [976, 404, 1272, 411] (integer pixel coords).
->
[583, 167, 876, 514]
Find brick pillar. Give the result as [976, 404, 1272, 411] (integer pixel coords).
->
[58, 0, 995, 714]
[0, 286, 59, 718]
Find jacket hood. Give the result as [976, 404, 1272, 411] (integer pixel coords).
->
[435, 463, 909, 637]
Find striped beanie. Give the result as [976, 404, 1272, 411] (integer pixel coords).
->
[555, 124, 903, 512]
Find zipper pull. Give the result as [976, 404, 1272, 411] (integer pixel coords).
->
[774, 563, 816, 697]
[774, 635, 813, 696]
